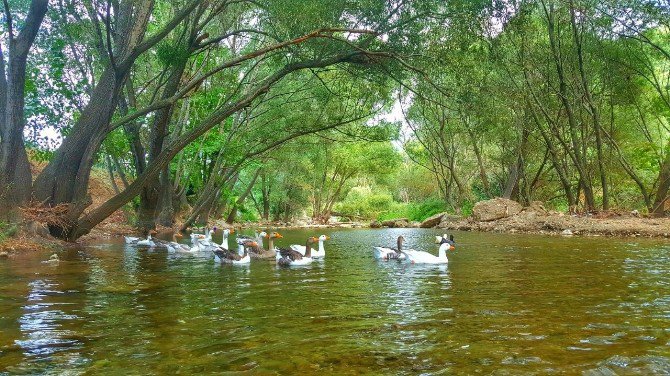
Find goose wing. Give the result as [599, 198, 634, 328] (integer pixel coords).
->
[278, 247, 302, 261]
[213, 248, 242, 261]
[242, 240, 265, 254]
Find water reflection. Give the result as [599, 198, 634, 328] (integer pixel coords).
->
[0, 229, 668, 374]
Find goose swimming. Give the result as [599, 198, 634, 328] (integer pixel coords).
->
[291, 234, 329, 258]
[402, 236, 454, 264]
[213, 239, 253, 265]
[277, 237, 315, 266]
[373, 235, 408, 260]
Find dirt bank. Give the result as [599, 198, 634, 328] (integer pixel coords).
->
[439, 213, 670, 238]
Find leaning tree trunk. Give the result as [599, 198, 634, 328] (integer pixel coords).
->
[32, 68, 127, 235]
[32, 0, 197, 239]
[32, 0, 156, 237]
[0, 0, 48, 220]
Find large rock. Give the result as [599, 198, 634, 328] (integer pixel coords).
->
[382, 218, 410, 228]
[523, 201, 548, 216]
[370, 220, 382, 228]
[420, 212, 448, 228]
[438, 214, 463, 228]
[472, 198, 523, 222]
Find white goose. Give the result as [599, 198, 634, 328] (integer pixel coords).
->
[124, 235, 140, 244]
[190, 227, 215, 247]
[165, 233, 191, 253]
[373, 235, 408, 260]
[134, 231, 157, 248]
[291, 234, 329, 258]
[219, 228, 235, 250]
[402, 236, 454, 264]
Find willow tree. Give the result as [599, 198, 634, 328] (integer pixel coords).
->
[1, 0, 438, 240]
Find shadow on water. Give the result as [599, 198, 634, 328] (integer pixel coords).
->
[0, 229, 669, 374]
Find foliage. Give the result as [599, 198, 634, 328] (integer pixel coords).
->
[2, 0, 670, 238]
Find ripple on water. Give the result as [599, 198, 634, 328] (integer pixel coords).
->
[0, 229, 669, 374]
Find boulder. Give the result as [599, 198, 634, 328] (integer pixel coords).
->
[382, 218, 409, 227]
[472, 198, 523, 222]
[438, 214, 462, 227]
[394, 219, 411, 228]
[523, 201, 548, 216]
[420, 212, 448, 228]
[370, 220, 382, 229]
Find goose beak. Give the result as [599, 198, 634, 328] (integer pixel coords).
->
[175, 233, 183, 238]
[230, 229, 235, 234]
[275, 233, 283, 238]
[325, 236, 331, 240]
[450, 245, 456, 251]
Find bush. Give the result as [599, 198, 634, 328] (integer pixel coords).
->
[335, 186, 397, 219]
[406, 198, 445, 221]
[377, 198, 447, 222]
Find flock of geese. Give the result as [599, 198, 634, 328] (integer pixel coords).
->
[124, 228, 456, 266]
[124, 228, 330, 266]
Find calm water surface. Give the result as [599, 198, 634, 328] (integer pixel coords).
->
[0, 229, 669, 374]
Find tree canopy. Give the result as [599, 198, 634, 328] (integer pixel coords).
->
[0, 0, 669, 240]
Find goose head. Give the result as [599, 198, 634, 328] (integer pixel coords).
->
[269, 232, 283, 239]
[318, 235, 330, 242]
[258, 231, 268, 238]
[438, 234, 456, 251]
[173, 233, 184, 242]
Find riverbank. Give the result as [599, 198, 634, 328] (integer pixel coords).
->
[222, 210, 670, 239]
[438, 213, 670, 238]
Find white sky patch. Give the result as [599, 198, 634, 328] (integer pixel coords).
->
[366, 92, 414, 150]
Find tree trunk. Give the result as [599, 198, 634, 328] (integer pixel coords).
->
[503, 127, 529, 201]
[33, 0, 193, 237]
[464, 120, 491, 197]
[120, 82, 146, 176]
[0, 0, 48, 220]
[105, 154, 121, 194]
[261, 169, 271, 220]
[137, 61, 187, 231]
[225, 169, 261, 224]
[569, 0, 608, 210]
[33, 68, 125, 229]
[543, 1, 596, 211]
[67, 52, 372, 240]
[157, 164, 175, 227]
[652, 147, 670, 216]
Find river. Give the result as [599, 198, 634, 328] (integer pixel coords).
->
[0, 229, 669, 374]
